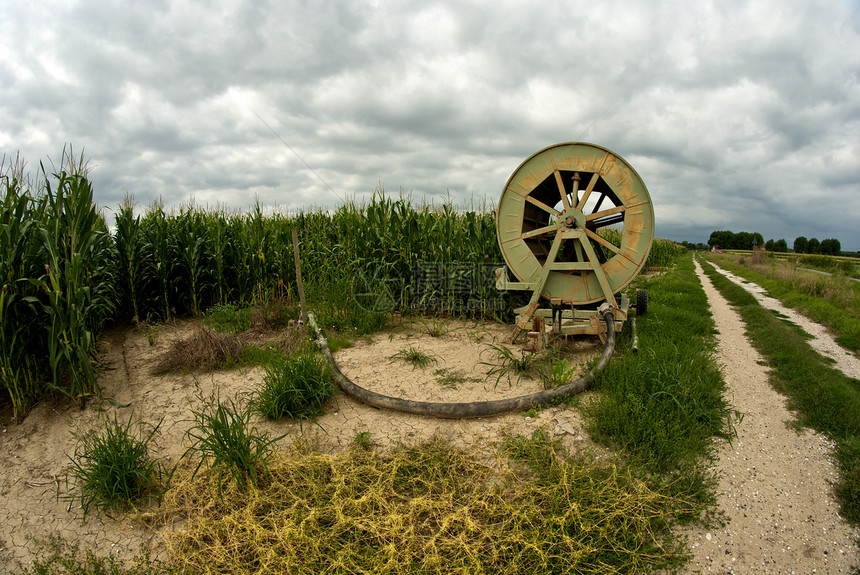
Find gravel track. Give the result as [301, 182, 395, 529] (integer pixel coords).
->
[687, 259, 858, 574]
[708, 260, 860, 379]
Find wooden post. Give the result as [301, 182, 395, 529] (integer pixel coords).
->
[292, 227, 308, 325]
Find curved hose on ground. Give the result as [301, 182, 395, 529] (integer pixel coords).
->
[307, 309, 616, 418]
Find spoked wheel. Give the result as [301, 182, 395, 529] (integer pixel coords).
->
[496, 142, 655, 305]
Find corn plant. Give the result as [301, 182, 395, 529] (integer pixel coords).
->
[207, 211, 230, 306]
[113, 196, 144, 322]
[0, 163, 44, 417]
[36, 157, 115, 404]
[140, 199, 173, 319]
[646, 238, 687, 269]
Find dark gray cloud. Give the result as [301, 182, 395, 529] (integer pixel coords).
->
[1, 0, 858, 249]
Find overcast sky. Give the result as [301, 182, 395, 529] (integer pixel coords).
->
[2, 0, 859, 249]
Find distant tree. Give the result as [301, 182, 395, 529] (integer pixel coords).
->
[708, 230, 735, 249]
[765, 239, 775, 251]
[808, 237, 821, 254]
[793, 236, 808, 254]
[735, 231, 754, 250]
[752, 232, 764, 250]
[820, 238, 841, 255]
[707, 230, 765, 250]
[773, 239, 788, 253]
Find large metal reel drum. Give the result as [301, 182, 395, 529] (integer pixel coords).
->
[497, 143, 655, 306]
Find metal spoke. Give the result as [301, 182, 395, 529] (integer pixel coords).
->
[586, 205, 626, 223]
[575, 173, 600, 211]
[587, 214, 625, 229]
[525, 195, 561, 217]
[554, 170, 571, 209]
[584, 228, 620, 254]
[591, 192, 607, 214]
[521, 224, 556, 240]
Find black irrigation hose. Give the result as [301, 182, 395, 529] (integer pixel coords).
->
[307, 309, 617, 418]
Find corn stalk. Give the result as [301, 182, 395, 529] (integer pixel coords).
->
[35, 157, 115, 405]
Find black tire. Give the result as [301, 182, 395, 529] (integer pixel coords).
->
[636, 289, 648, 315]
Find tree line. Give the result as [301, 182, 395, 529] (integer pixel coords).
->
[706, 230, 842, 255]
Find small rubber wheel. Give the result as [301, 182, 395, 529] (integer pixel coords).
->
[636, 289, 648, 315]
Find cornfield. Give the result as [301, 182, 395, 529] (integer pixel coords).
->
[1, 151, 681, 420]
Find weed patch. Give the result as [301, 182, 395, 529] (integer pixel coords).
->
[388, 345, 439, 370]
[480, 343, 543, 387]
[204, 303, 250, 334]
[160, 438, 698, 574]
[433, 367, 480, 389]
[538, 357, 580, 389]
[183, 393, 284, 495]
[26, 534, 173, 575]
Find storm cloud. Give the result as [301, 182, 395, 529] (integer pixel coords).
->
[2, 0, 858, 248]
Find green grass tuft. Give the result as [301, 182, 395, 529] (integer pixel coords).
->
[480, 343, 542, 387]
[252, 350, 336, 421]
[204, 303, 251, 334]
[538, 357, 580, 389]
[418, 316, 451, 337]
[67, 414, 166, 517]
[184, 393, 284, 494]
[388, 345, 439, 370]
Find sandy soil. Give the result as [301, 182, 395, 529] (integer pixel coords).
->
[687, 259, 859, 574]
[0, 317, 599, 573]
[1, 266, 858, 573]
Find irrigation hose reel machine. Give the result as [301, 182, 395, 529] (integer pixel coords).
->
[494, 142, 654, 347]
[308, 141, 654, 418]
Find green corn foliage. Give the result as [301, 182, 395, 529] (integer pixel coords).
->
[1, 150, 115, 413]
[140, 199, 173, 319]
[37, 158, 115, 404]
[113, 196, 143, 322]
[0, 160, 44, 417]
[646, 238, 687, 269]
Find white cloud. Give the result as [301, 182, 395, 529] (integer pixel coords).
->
[1, 0, 858, 249]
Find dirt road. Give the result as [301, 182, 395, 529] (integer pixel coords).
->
[687, 259, 858, 574]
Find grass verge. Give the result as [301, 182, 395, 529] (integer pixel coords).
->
[705, 252, 860, 353]
[584, 254, 737, 509]
[700, 257, 860, 524]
